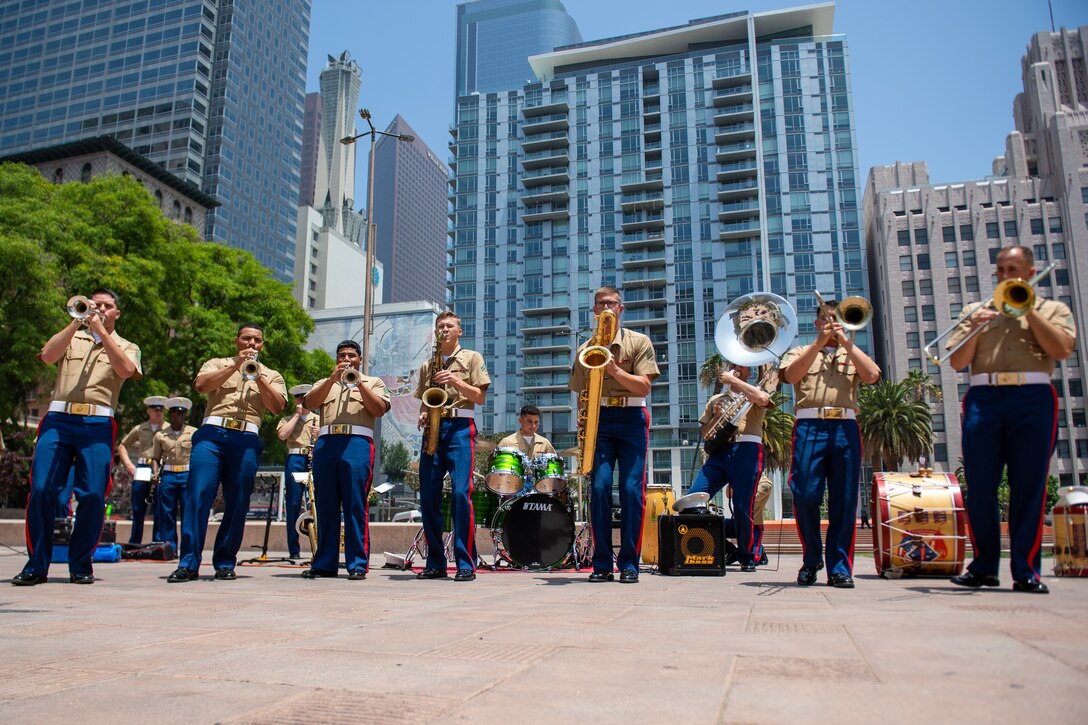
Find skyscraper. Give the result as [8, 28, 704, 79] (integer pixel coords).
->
[0, 0, 311, 282]
[372, 115, 450, 305]
[448, 6, 865, 495]
[455, 0, 582, 98]
[863, 26, 1088, 484]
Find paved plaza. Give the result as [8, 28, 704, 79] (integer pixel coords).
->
[1, 548, 1086, 724]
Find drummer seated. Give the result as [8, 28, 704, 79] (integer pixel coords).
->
[497, 405, 556, 460]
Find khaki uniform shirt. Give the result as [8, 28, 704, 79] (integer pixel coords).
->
[568, 327, 660, 398]
[780, 344, 860, 411]
[51, 330, 142, 409]
[151, 425, 197, 467]
[313, 376, 391, 430]
[276, 414, 318, 449]
[947, 298, 1076, 375]
[198, 357, 288, 426]
[701, 393, 768, 438]
[121, 422, 161, 462]
[413, 346, 491, 410]
[497, 433, 556, 458]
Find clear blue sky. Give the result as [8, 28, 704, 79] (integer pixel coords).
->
[307, 0, 1088, 199]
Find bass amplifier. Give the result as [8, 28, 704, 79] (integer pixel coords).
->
[657, 514, 727, 576]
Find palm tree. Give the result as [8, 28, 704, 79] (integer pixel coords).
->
[904, 368, 943, 403]
[698, 353, 729, 394]
[858, 379, 933, 472]
[761, 390, 795, 475]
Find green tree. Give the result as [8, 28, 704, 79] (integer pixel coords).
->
[381, 440, 412, 483]
[904, 368, 943, 403]
[698, 353, 729, 395]
[761, 390, 795, 475]
[858, 379, 933, 471]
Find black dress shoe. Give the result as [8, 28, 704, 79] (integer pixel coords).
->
[12, 571, 47, 586]
[588, 570, 614, 582]
[1013, 578, 1049, 594]
[167, 567, 198, 583]
[69, 572, 95, 584]
[827, 573, 855, 588]
[759, 552, 768, 566]
[347, 569, 367, 581]
[301, 568, 338, 579]
[454, 569, 476, 582]
[213, 568, 236, 580]
[951, 570, 1000, 588]
[619, 569, 639, 584]
[797, 566, 818, 586]
[740, 562, 757, 573]
[416, 567, 448, 580]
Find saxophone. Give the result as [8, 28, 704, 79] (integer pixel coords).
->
[576, 309, 617, 475]
[421, 331, 449, 456]
[702, 366, 779, 455]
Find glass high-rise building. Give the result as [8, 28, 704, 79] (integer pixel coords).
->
[455, 0, 582, 98]
[448, 6, 866, 493]
[0, 0, 311, 282]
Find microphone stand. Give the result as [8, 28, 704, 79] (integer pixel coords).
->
[241, 473, 296, 565]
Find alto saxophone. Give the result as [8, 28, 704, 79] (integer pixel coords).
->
[576, 309, 617, 475]
[421, 331, 449, 456]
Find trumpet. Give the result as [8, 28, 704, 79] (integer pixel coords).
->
[814, 290, 872, 333]
[923, 261, 1058, 367]
[341, 366, 362, 389]
[241, 352, 260, 381]
[66, 295, 102, 323]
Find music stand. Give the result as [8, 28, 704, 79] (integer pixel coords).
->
[241, 473, 296, 565]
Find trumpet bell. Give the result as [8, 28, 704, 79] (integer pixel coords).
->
[714, 292, 798, 366]
[341, 367, 362, 389]
[66, 295, 95, 321]
[837, 295, 873, 331]
[241, 360, 260, 381]
[994, 278, 1034, 317]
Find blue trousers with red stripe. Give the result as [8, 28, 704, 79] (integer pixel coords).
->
[311, 434, 374, 573]
[129, 464, 152, 544]
[154, 471, 187, 548]
[789, 419, 861, 578]
[589, 406, 649, 573]
[419, 417, 476, 572]
[178, 425, 262, 572]
[283, 454, 308, 557]
[23, 412, 116, 577]
[689, 441, 763, 565]
[962, 384, 1057, 582]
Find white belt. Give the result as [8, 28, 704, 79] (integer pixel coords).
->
[49, 401, 114, 418]
[163, 464, 189, 473]
[319, 424, 374, 438]
[287, 447, 312, 455]
[796, 407, 856, 420]
[136, 458, 152, 465]
[601, 396, 647, 407]
[970, 372, 1051, 387]
[735, 434, 762, 444]
[440, 408, 475, 419]
[203, 416, 259, 434]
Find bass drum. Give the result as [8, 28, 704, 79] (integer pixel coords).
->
[1053, 486, 1088, 577]
[871, 471, 966, 577]
[493, 493, 574, 570]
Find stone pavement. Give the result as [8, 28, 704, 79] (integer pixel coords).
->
[0, 551, 1086, 724]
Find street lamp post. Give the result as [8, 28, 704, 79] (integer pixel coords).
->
[340, 108, 415, 374]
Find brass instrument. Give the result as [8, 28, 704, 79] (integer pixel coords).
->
[704, 292, 797, 454]
[814, 290, 872, 334]
[294, 457, 319, 557]
[241, 353, 260, 381]
[923, 261, 1058, 367]
[576, 309, 617, 476]
[66, 295, 102, 323]
[421, 331, 449, 456]
[341, 366, 362, 389]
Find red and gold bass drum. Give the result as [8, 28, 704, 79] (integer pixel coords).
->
[1053, 486, 1088, 577]
[871, 472, 967, 577]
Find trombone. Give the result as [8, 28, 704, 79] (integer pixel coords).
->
[923, 261, 1058, 367]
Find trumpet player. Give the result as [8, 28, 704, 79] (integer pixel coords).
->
[14, 289, 142, 586]
[781, 297, 880, 589]
[413, 312, 490, 582]
[689, 365, 775, 572]
[948, 246, 1075, 594]
[301, 341, 390, 580]
[168, 323, 287, 583]
[277, 384, 318, 560]
[117, 395, 167, 544]
[150, 397, 196, 550]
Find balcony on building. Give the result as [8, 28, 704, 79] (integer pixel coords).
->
[523, 334, 573, 355]
[717, 178, 760, 201]
[446, 155, 457, 170]
[714, 140, 757, 164]
[622, 267, 668, 289]
[643, 121, 662, 139]
[521, 110, 570, 135]
[713, 103, 755, 125]
[619, 169, 664, 194]
[619, 191, 664, 213]
[620, 210, 665, 233]
[712, 83, 754, 108]
[621, 249, 667, 270]
[642, 100, 661, 124]
[522, 301, 572, 318]
[623, 287, 669, 310]
[521, 131, 569, 154]
[714, 121, 756, 145]
[521, 147, 570, 170]
[621, 230, 666, 251]
[522, 203, 570, 223]
[717, 197, 761, 221]
[719, 217, 762, 241]
[716, 158, 758, 183]
[522, 166, 570, 187]
[522, 185, 570, 205]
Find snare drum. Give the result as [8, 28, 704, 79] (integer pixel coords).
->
[1053, 486, 1088, 577]
[486, 447, 529, 495]
[533, 453, 568, 494]
[640, 483, 676, 565]
[871, 471, 966, 577]
[492, 493, 575, 569]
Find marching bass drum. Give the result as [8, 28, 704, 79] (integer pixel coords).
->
[1053, 486, 1088, 577]
[640, 483, 677, 565]
[871, 471, 967, 577]
[492, 493, 574, 570]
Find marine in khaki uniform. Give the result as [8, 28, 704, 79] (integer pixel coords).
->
[947, 245, 1075, 594]
[15, 288, 142, 586]
[497, 404, 557, 459]
[301, 340, 390, 580]
[781, 299, 880, 588]
[118, 395, 167, 544]
[150, 397, 197, 549]
[168, 323, 287, 583]
[276, 384, 318, 559]
[413, 311, 491, 582]
[569, 286, 660, 584]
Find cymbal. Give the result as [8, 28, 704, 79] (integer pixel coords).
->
[558, 447, 579, 457]
[475, 439, 498, 454]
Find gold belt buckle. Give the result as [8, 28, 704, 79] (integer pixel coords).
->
[605, 396, 627, 407]
[329, 424, 350, 435]
[440, 409, 454, 419]
[821, 407, 844, 420]
[995, 372, 1022, 386]
[67, 403, 92, 416]
[223, 418, 245, 431]
[302, 446, 312, 456]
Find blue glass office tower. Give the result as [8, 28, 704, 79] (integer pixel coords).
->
[0, 0, 310, 282]
[455, 0, 582, 97]
[448, 6, 867, 488]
